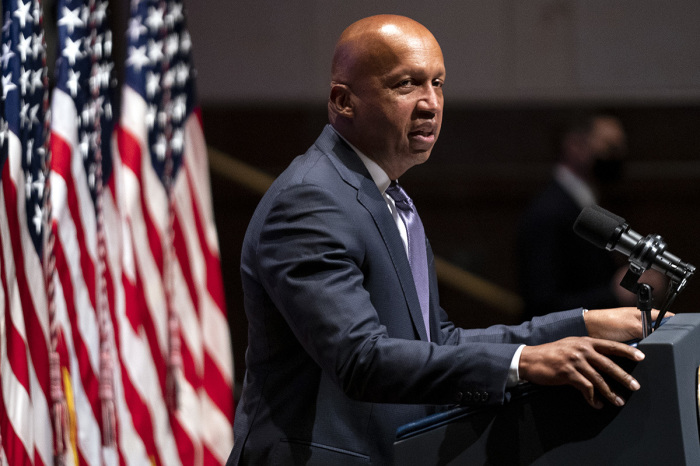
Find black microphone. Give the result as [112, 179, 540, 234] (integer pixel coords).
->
[573, 205, 695, 286]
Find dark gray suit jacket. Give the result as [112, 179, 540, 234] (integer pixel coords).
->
[228, 125, 587, 465]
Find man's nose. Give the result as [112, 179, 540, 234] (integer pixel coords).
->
[418, 85, 441, 114]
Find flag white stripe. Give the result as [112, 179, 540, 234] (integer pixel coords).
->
[202, 291, 233, 382]
[5, 131, 51, 465]
[122, 167, 169, 352]
[103, 188, 151, 466]
[201, 391, 234, 463]
[29, 364, 51, 466]
[8, 134, 50, 344]
[51, 174, 101, 373]
[182, 116, 219, 253]
[1, 349, 33, 456]
[171, 176, 203, 367]
[0, 205, 34, 458]
[51, 90, 99, 264]
[142, 153, 170, 238]
[0, 187, 34, 464]
[171, 259, 202, 368]
[52, 282, 102, 465]
[51, 84, 106, 466]
[116, 262, 180, 466]
[174, 377, 203, 463]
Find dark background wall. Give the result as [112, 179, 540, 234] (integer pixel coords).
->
[176, 1, 700, 387]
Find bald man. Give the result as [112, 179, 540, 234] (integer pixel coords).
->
[228, 16, 656, 465]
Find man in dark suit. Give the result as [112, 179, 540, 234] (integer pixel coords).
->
[228, 15, 654, 465]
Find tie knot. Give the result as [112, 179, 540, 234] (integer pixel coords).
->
[385, 181, 413, 211]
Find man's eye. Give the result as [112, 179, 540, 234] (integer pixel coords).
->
[397, 79, 413, 88]
[432, 79, 444, 88]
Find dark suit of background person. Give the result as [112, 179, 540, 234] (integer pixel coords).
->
[517, 114, 630, 320]
[227, 16, 650, 466]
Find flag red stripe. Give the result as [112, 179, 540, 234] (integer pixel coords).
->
[52, 223, 102, 422]
[170, 214, 204, 397]
[0, 196, 31, 392]
[170, 415, 197, 466]
[179, 333, 198, 390]
[104, 236, 116, 332]
[184, 138, 226, 315]
[202, 444, 220, 466]
[205, 252, 226, 319]
[172, 213, 200, 320]
[116, 126, 165, 277]
[117, 349, 162, 466]
[204, 352, 234, 422]
[0, 380, 32, 466]
[122, 221, 145, 333]
[116, 125, 140, 176]
[5, 314, 31, 394]
[141, 187, 165, 278]
[76, 445, 87, 466]
[182, 115, 234, 423]
[1, 164, 51, 399]
[0, 205, 33, 465]
[33, 449, 47, 466]
[118, 127, 171, 401]
[133, 263, 168, 391]
[50, 134, 97, 310]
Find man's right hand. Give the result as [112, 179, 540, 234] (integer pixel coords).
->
[519, 337, 645, 409]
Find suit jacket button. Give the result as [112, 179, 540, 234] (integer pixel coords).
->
[464, 391, 473, 402]
[456, 392, 463, 403]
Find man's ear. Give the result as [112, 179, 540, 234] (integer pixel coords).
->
[329, 83, 354, 118]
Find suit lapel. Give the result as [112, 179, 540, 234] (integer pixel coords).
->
[317, 126, 430, 342]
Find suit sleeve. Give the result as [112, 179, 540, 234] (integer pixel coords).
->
[255, 182, 587, 406]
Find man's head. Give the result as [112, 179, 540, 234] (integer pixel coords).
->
[588, 116, 627, 184]
[328, 15, 445, 180]
[560, 113, 627, 184]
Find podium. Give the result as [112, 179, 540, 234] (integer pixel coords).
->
[394, 313, 700, 465]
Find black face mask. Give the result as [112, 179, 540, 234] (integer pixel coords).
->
[593, 156, 624, 184]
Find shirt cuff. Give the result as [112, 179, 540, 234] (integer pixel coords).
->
[507, 344, 526, 387]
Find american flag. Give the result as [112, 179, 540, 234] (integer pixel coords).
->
[117, 0, 234, 465]
[0, 0, 53, 465]
[1, 0, 234, 464]
[50, 0, 120, 463]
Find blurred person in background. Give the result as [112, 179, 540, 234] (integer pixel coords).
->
[517, 113, 665, 321]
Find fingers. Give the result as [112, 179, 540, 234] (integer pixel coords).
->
[567, 365, 605, 409]
[592, 338, 645, 362]
[520, 337, 645, 409]
[591, 339, 644, 391]
[573, 344, 641, 409]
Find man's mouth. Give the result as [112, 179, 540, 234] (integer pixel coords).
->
[408, 129, 436, 146]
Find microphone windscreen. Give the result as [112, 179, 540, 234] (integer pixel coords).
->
[573, 205, 626, 249]
[589, 204, 625, 224]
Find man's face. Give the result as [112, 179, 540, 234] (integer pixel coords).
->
[350, 29, 445, 179]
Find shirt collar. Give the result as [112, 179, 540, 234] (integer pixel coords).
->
[554, 164, 597, 209]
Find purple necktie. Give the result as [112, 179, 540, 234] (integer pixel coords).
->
[385, 181, 431, 341]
